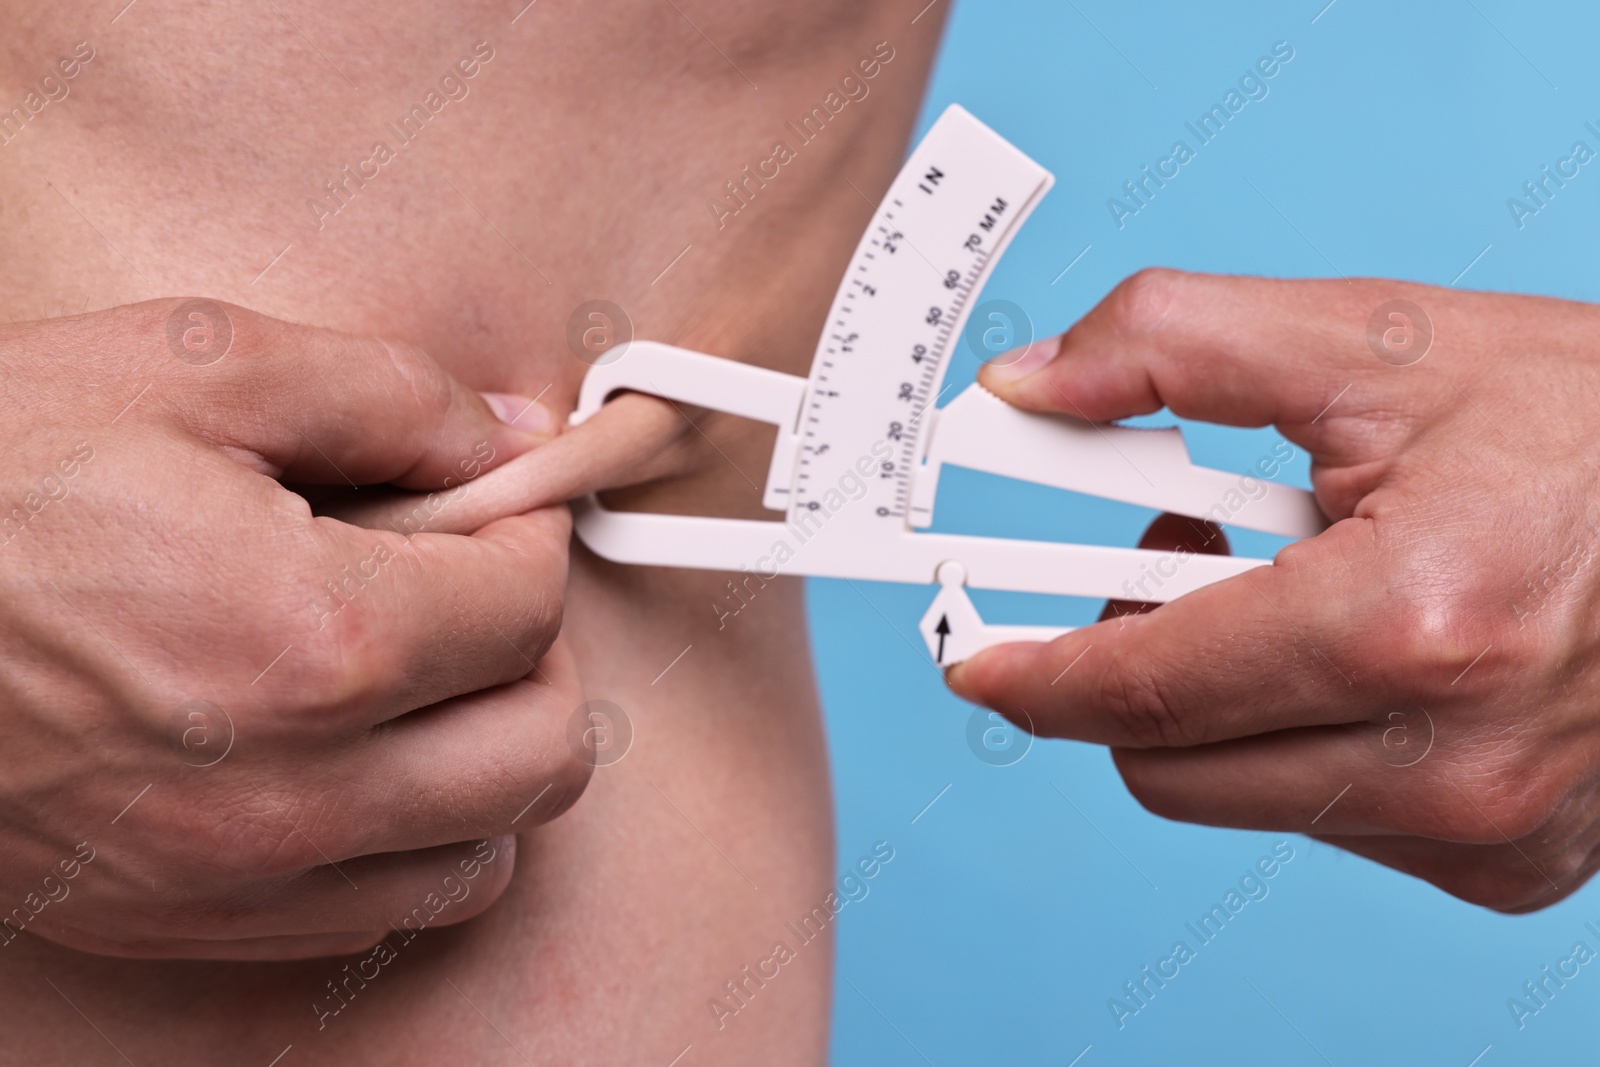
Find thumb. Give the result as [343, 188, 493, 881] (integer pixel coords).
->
[976, 269, 1417, 432]
[145, 299, 556, 489]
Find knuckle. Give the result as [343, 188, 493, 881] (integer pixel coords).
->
[1353, 585, 1507, 701]
[538, 728, 595, 821]
[278, 604, 392, 722]
[406, 518, 568, 672]
[179, 788, 322, 880]
[146, 295, 249, 330]
[1114, 751, 1186, 821]
[481, 530, 570, 666]
[1528, 848, 1590, 901]
[1270, 534, 1323, 575]
[486, 703, 594, 828]
[424, 865, 513, 929]
[115, 297, 251, 379]
[433, 838, 517, 922]
[1097, 654, 1197, 748]
[399, 694, 592, 839]
[1410, 765, 1560, 844]
[374, 337, 454, 424]
[517, 596, 565, 669]
[1103, 267, 1187, 339]
[277, 529, 413, 721]
[1469, 772, 1563, 842]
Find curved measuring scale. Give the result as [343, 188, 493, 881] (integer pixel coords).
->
[569, 105, 1326, 665]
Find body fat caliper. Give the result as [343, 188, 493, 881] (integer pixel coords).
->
[569, 105, 1326, 666]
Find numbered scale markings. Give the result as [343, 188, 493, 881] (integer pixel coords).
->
[566, 105, 1326, 665]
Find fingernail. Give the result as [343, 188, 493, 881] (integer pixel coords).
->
[944, 662, 968, 695]
[981, 338, 1055, 385]
[482, 392, 557, 435]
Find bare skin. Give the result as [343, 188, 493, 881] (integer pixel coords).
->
[0, 1, 945, 1063]
[951, 269, 1600, 915]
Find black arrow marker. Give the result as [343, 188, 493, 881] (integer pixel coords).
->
[934, 614, 950, 664]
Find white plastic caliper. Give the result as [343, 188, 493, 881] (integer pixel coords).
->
[569, 105, 1325, 666]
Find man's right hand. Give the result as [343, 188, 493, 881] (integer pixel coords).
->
[0, 299, 592, 960]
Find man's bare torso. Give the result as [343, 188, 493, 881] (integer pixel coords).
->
[0, 2, 944, 1062]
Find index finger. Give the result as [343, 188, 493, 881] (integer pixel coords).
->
[946, 519, 1390, 749]
[237, 503, 574, 731]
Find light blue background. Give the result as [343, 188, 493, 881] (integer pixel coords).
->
[815, 1, 1600, 1064]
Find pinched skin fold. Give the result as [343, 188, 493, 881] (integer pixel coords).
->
[0, 1, 947, 1063]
